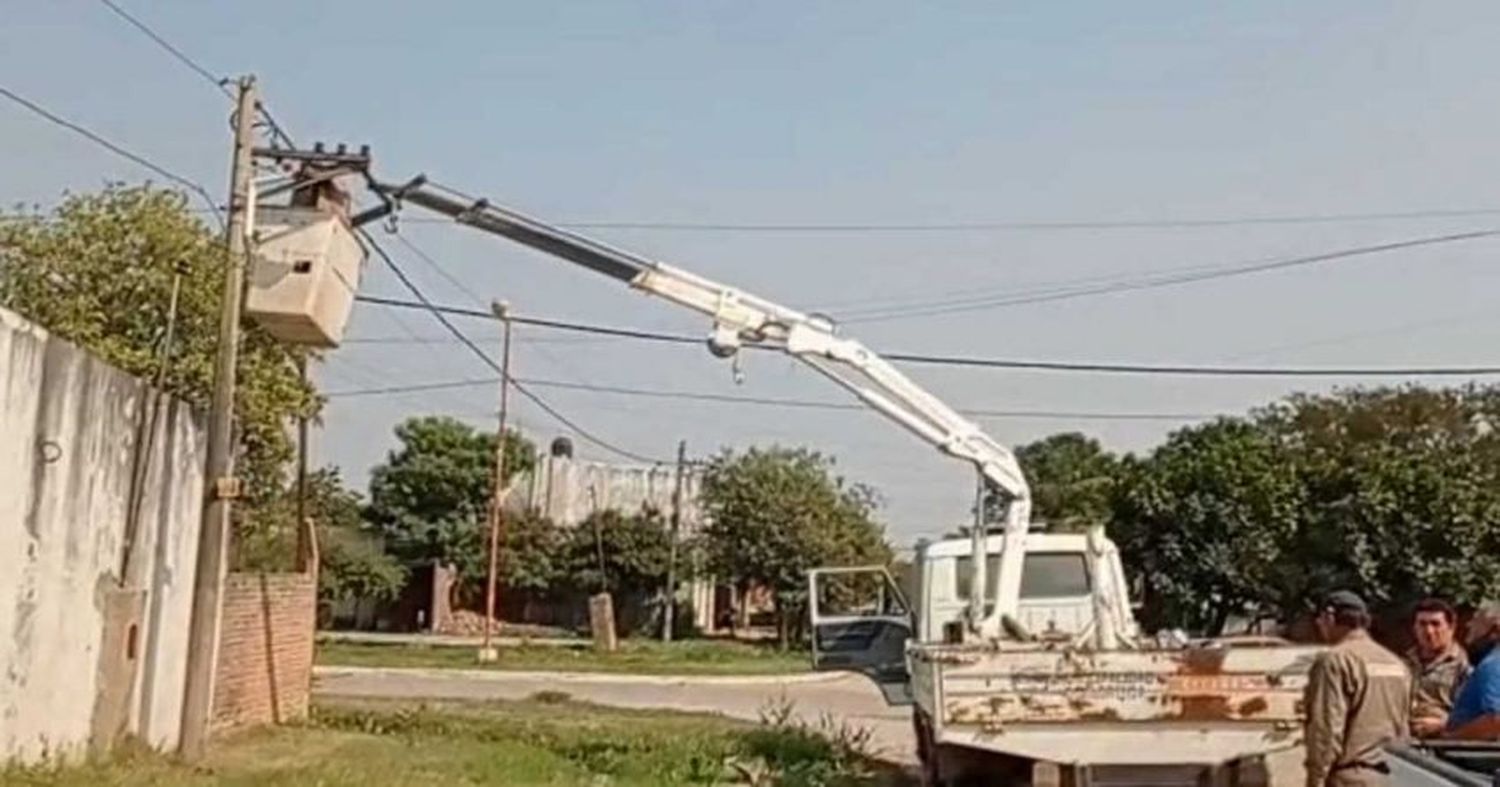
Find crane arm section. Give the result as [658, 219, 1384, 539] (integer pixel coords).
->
[371, 178, 1032, 634]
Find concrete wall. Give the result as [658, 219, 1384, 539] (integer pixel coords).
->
[212, 573, 316, 730]
[510, 453, 717, 631]
[0, 307, 205, 763]
[510, 453, 704, 535]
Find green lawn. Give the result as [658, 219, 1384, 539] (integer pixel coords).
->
[317, 638, 810, 676]
[7, 697, 907, 786]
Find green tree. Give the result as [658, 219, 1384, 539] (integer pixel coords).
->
[1108, 419, 1303, 635]
[364, 416, 535, 595]
[0, 185, 316, 553]
[321, 528, 408, 607]
[565, 507, 673, 598]
[700, 447, 891, 646]
[1014, 432, 1119, 531]
[1258, 386, 1500, 612]
[1106, 386, 1500, 634]
[500, 507, 566, 594]
[242, 467, 407, 606]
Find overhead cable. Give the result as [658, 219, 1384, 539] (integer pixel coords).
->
[837, 229, 1500, 322]
[353, 294, 1500, 378]
[359, 231, 669, 464]
[392, 207, 1500, 233]
[0, 84, 224, 227]
[95, 0, 296, 148]
[324, 374, 1218, 422]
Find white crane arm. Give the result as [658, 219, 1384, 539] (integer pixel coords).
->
[371, 178, 1033, 633]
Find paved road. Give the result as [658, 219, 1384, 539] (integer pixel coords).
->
[314, 666, 916, 764]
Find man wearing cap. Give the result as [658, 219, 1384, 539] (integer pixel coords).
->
[1445, 604, 1500, 740]
[1303, 591, 1411, 786]
[1406, 598, 1470, 737]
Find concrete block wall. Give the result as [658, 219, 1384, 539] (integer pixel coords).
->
[0, 307, 204, 763]
[212, 573, 317, 730]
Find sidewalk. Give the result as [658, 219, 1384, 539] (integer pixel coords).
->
[317, 630, 582, 649]
[314, 664, 844, 686]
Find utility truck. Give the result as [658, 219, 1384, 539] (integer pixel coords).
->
[359, 175, 1324, 786]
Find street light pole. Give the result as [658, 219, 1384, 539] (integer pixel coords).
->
[479, 302, 514, 662]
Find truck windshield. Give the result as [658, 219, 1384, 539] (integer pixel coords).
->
[955, 552, 1092, 600]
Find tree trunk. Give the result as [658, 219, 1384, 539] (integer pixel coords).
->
[1208, 604, 1232, 638]
[775, 598, 789, 651]
[736, 582, 752, 632]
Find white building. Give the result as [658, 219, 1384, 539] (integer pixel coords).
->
[507, 438, 716, 631]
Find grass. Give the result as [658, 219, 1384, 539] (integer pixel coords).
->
[6, 697, 908, 786]
[317, 637, 810, 676]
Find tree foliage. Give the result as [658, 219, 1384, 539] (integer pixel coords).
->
[700, 447, 891, 640]
[321, 527, 408, 606]
[564, 507, 674, 598]
[364, 415, 535, 591]
[241, 467, 407, 604]
[1101, 386, 1500, 634]
[500, 507, 567, 593]
[0, 185, 316, 543]
[1014, 432, 1119, 530]
[1109, 419, 1304, 634]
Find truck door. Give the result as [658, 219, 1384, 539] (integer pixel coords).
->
[807, 566, 913, 705]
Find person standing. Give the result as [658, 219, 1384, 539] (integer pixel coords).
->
[1406, 598, 1471, 737]
[1303, 591, 1411, 786]
[1446, 604, 1500, 740]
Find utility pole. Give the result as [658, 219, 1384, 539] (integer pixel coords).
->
[180, 75, 257, 759]
[479, 302, 514, 663]
[662, 440, 687, 643]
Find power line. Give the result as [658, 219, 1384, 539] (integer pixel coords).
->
[96, 0, 232, 98]
[837, 229, 1500, 323]
[879, 352, 1500, 377]
[379, 177, 1500, 327]
[359, 230, 668, 464]
[353, 293, 1500, 378]
[0, 84, 224, 227]
[324, 374, 1218, 422]
[391, 232, 489, 308]
[393, 206, 1500, 233]
[342, 334, 615, 346]
[356, 293, 701, 345]
[95, 0, 296, 149]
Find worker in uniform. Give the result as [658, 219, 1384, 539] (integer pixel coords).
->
[1445, 604, 1500, 739]
[1303, 591, 1410, 786]
[1406, 597, 1470, 737]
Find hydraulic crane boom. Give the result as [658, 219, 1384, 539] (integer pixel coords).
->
[370, 177, 1033, 637]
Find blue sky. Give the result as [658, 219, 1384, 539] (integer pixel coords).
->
[5, 2, 1500, 542]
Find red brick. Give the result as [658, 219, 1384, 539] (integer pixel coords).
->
[212, 573, 316, 731]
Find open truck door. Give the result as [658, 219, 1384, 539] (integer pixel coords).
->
[808, 566, 914, 705]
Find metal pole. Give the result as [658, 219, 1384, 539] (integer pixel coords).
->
[180, 75, 257, 759]
[294, 354, 309, 570]
[479, 303, 513, 662]
[120, 260, 187, 584]
[968, 468, 987, 635]
[662, 440, 687, 642]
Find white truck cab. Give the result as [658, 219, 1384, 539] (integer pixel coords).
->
[913, 530, 1137, 645]
[810, 527, 1140, 703]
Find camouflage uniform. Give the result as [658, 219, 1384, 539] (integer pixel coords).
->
[1303, 629, 1411, 787]
[1405, 643, 1470, 727]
